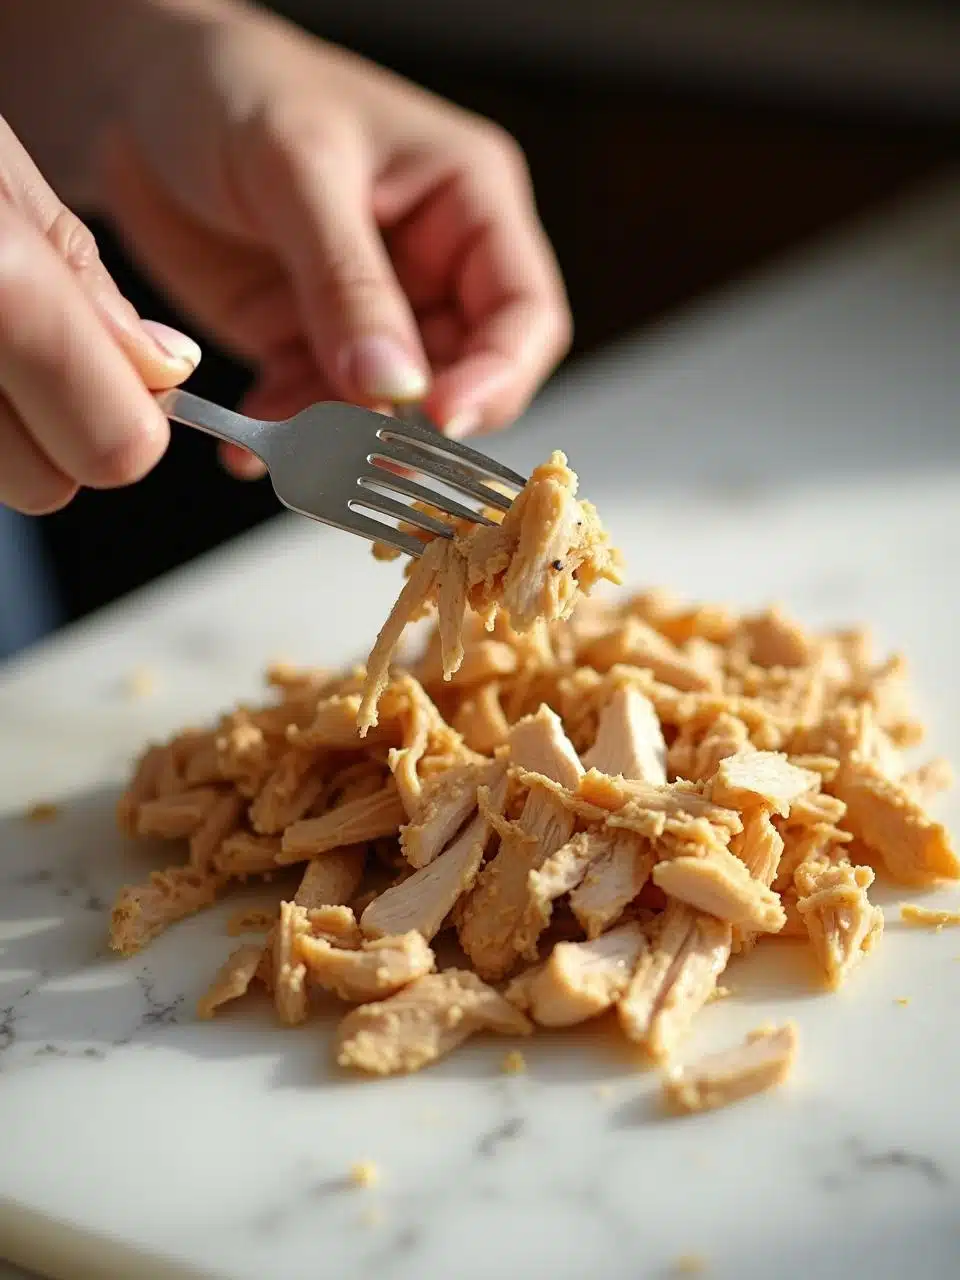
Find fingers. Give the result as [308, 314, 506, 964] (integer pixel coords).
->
[387, 128, 571, 435]
[0, 116, 200, 393]
[0, 393, 77, 515]
[242, 109, 429, 406]
[0, 200, 171, 492]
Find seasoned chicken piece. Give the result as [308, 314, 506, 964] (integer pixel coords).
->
[116, 743, 169, 836]
[215, 716, 283, 797]
[730, 808, 784, 886]
[249, 749, 329, 834]
[189, 791, 246, 872]
[581, 616, 719, 693]
[293, 848, 367, 910]
[569, 835, 653, 938]
[663, 1023, 798, 1113]
[582, 686, 667, 784]
[359, 538, 451, 735]
[626, 590, 738, 646]
[785, 791, 847, 828]
[197, 944, 263, 1018]
[418, 637, 519, 689]
[360, 453, 620, 733]
[292, 694, 386, 750]
[362, 771, 508, 941]
[109, 865, 224, 955]
[214, 831, 282, 875]
[795, 859, 883, 988]
[833, 755, 959, 885]
[336, 969, 533, 1075]
[280, 784, 406, 861]
[711, 751, 819, 817]
[297, 930, 435, 1002]
[135, 787, 223, 839]
[458, 707, 583, 979]
[900, 903, 960, 927]
[542, 768, 742, 855]
[466, 451, 621, 629]
[453, 682, 511, 755]
[306, 904, 362, 947]
[507, 922, 648, 1027]
[669, 714, 753, 784]
[521, 832, 611, 950]
[387, 676, 474, 819]
[652, 849, 786, 933]
[273, 901, 311, 1025]
[739, 608, 817, 669]
[400, 759, 499, 868]
[618, 902, 732, 1058]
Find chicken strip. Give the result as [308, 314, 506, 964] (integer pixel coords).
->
[361, 771, 508, 941]
[297, 930, 435, 1002]
[582, 685, 667, 784]
[711, 750, 819, 818]
[109, 866, 224, 956]
[197, 944, 263, 1018]
[569, 835, 653, 938]
[663, 1023, 798, 1113]
[458, 707, 583, 979]
[507, 922, 648, 1027]
[652, 849, 786, 933]
[794, 858, 883, 988]
[618, 902, 732, 1059]
[336, 970, 533, 1075]
[293, 847, 367, 910]
[280, 784, 406, 861]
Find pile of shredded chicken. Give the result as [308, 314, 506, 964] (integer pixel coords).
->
[110, 455, 956, 1109]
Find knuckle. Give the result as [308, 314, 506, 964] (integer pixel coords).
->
[46, 208, 101, 275]
[315, 251, 387, 315]
[250, 97, 350, 170]
[470, 121, 530, 182]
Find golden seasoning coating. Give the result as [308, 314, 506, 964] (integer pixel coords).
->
[110, 454, 954, 1087]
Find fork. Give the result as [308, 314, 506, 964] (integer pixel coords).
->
[157, 389, 526, 558]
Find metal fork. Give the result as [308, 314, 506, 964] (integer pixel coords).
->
[157, 390, 526, 558]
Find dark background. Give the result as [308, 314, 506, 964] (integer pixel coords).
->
[34, 2, 960, 626]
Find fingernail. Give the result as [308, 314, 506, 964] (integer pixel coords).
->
[344, 336, 428, 403]
[140, 320, 202, 370]
[444, 410, 482, 439]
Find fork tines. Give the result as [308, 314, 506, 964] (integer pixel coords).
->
[350, 411, 527, 555]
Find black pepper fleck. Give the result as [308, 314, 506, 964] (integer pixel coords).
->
[551, 559, 564, 570]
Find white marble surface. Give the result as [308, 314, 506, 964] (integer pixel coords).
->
[1, 176, 960, 1280]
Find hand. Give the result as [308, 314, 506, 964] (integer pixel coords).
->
[0, 115, 200, 514]
[97, 4, 571, 477]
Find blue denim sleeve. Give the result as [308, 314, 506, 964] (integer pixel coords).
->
[0, 506, 61, 661]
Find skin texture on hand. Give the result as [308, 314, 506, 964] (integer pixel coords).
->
[0, 0, 571, 495]
[97, 2, 572, 473]
[0, 115, 200, 514]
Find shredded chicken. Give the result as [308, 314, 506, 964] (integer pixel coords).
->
[113, 563, 955, 1084]
[663, 1023, 798, 1113]
[619, 903, 732, 1059]
[900, 903, 960, 928]
[336, 970, 533, 1075]
[507, 922, 647, 1026]
[358, 451, 621, 733]
[109, 866, 223, 955]
[795, 858, 884, 988]
[197, 944, 263, 1018]
[297, 930, 434, 1002]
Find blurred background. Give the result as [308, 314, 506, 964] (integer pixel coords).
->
[5, 0, 959, 657]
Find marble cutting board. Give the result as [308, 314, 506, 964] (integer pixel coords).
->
[1, 177, 959, 1280]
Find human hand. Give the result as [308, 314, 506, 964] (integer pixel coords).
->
[98, 3, 571, 478]
[0, 115, 200, 514]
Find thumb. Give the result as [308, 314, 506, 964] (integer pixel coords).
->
[246, 118, 428, 405]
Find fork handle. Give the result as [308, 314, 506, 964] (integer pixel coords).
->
[156, 388, 271, 460]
